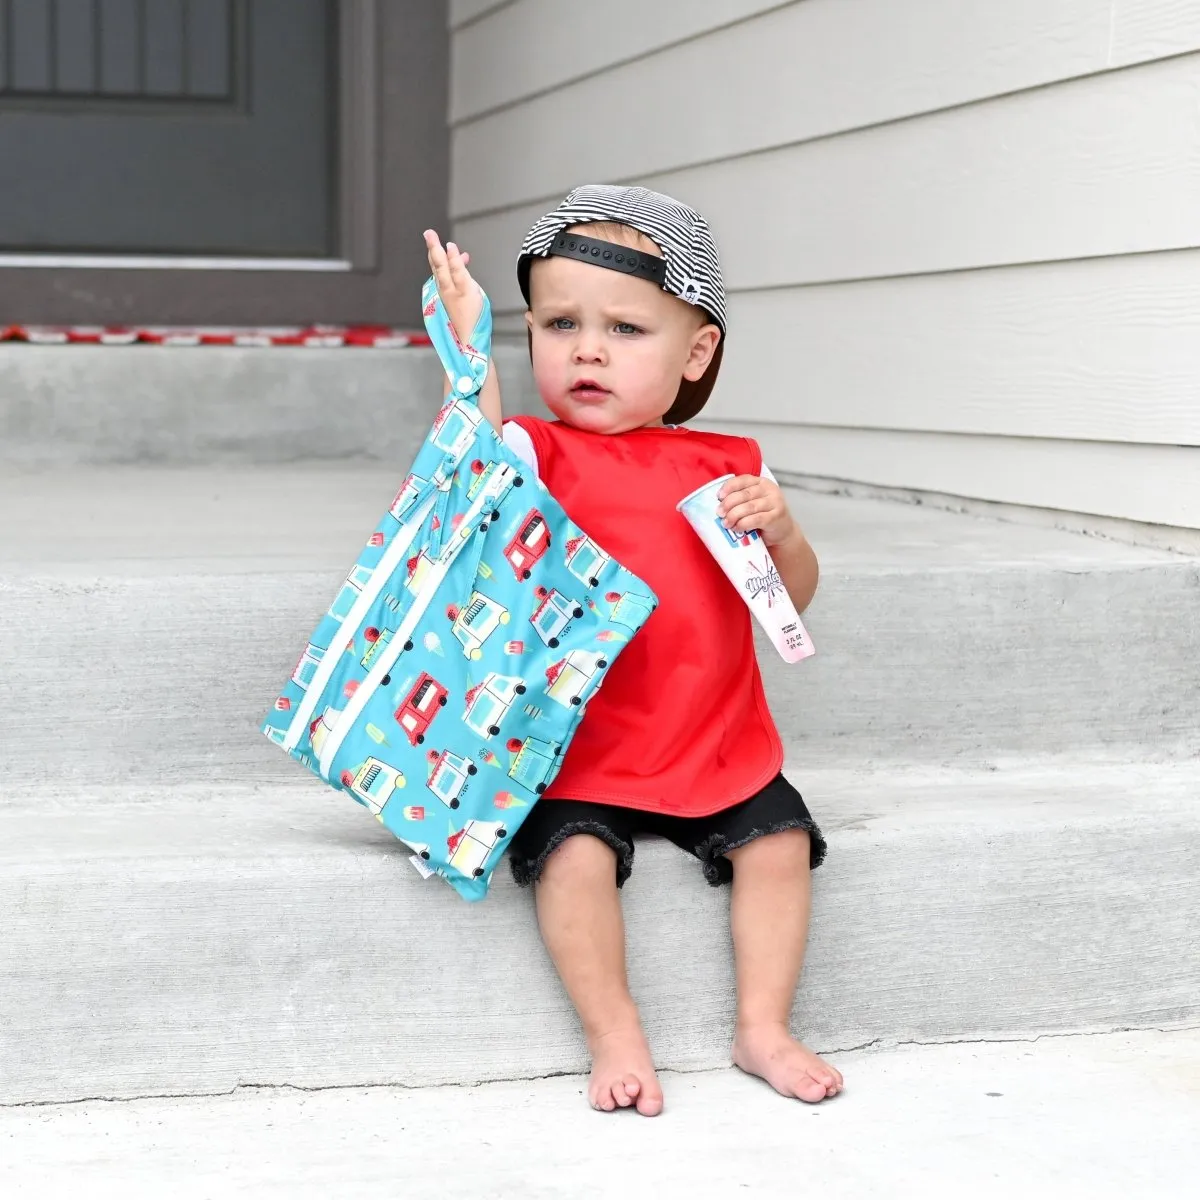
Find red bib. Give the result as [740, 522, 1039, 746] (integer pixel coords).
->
[510, 417, 784, 817]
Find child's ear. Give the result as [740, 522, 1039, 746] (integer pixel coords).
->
[524, 310, 534, 333]
[683, 324, 721, 382]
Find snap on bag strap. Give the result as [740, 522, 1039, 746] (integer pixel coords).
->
[421, 274, 493, 402]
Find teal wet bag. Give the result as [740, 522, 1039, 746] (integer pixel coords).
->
[261, 278, 657, 900]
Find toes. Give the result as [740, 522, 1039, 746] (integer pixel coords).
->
[792, 1072, 830, 1103]
[622, 1073, 642, 1099]
[637, 1084, 665, 1117]
[611, 1080, 635, 1109]
[589, 1084, 617, 1112]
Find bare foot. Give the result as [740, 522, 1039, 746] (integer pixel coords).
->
[587, 1026, 664, 1116]
[733, 1022, 844, 1102]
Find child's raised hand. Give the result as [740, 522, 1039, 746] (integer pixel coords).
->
[717, 475, 802, 548]
[424, 229, 484, 346]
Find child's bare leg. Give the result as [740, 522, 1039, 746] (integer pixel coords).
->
[534, 834, 664, 1116]
[726, 829, 844, 1101]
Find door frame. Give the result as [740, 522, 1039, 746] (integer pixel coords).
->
[0, 0, 448, 326]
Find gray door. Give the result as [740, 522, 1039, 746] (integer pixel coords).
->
[0, 0, 334, 256]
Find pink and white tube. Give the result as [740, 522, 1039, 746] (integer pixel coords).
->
[677, 475, 816, 664]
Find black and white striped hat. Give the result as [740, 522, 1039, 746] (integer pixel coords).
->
[517, 184, 727, 334]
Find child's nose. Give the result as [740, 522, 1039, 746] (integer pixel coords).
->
[572, 334, 606, 363]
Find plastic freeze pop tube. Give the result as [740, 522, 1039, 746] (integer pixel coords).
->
[676, 475, 816, 664]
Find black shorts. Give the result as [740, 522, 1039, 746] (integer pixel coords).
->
[509, 774, 827, 889]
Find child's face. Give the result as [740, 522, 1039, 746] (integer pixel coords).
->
[525, 231, 720, 435]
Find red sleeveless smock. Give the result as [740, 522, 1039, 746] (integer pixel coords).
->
[508, 417, 784, 817]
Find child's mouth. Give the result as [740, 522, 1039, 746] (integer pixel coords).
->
[571, 381, 610, 400]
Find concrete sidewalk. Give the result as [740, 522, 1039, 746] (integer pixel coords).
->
[3, 1028, 1197, 1199]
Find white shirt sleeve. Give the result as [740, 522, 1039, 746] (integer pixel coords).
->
[502, 421, 539, 479]
[761, 463, 778, 484]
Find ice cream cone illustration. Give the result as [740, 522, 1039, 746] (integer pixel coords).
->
[423, 630, 444, 656]
[343, 679, 359, 699]
[479, 749, 499, 768]
[493, 791, 528, 811]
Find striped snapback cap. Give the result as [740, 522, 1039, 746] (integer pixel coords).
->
[516, 184, 727, 334]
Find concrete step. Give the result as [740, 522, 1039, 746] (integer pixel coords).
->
[3, 1029, 1197, 1198]
[1, 466, 1196, 788]
[0, 341, 542, 466]
[3, 763, 1197, 1104]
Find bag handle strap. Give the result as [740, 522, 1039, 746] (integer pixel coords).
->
[421, 275, 494, 403]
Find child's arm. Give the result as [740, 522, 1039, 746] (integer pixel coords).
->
[717, 476, 820, 614]
[424, 230, 502, 435]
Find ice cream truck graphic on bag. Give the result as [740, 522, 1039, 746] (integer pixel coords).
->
[389, 473, 427, 521]
[608, 591, 656, 634]
[565, 534, 611, 588]
[361, 627, 412, 673]
[291, 641, 326, 691]
[394, 672, 449, 745]
[449, 590, 509, 659]
[506, 735, 563, 795]
[405, 549, 438, 596]
[505, 509, 551, 580]
[431, 398, 482, 460]
[530, 587, 584, 649]
[308, 706, 345, 759]
[463, 673, 526, 738]
[328, 564, 375, 622]
[344, 756, 406, 816]
[545, 650, 608, 708]
[426, 748, 478, 809]
[447, 819, 508, 879]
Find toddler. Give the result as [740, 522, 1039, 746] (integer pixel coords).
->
[423, 184, 841, 1116]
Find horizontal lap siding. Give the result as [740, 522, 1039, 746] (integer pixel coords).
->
[450, 1, 1200, 527]
[714, 253, 1200, 446]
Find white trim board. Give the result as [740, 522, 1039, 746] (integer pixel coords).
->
[696, 421, 1200, 530]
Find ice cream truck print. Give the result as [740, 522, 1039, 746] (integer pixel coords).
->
[426, 748, 478, 809]
[431, 399, 481, 460]
[394, 672, 448, 745]
[565, 534, 611, 588]
[530, 588, 584, 649]
[405, 548, 437, 596]
[308, 706, 344, 758]
[507, 736, 563, 795]
[450, 590, 509, 659]
[505, 509, 551, 580]
[345, 757, 406, 816]
[328, 563, 374, 621]
[463, 673, 527, 738]
[545, 650, 608, 708]
[447, 820, 508, 879]
[609, 591, 656, 634]
[361, 627, 411, 673]
[291, 641, 325, 691]
[389, 473, 426, 521]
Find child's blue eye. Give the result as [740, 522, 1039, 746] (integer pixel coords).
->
[550, 318, 575, 331]
[615, 323, 641, 335]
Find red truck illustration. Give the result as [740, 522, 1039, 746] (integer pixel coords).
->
[505, 509, 551, 580]
[394, 672, 449, 745]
